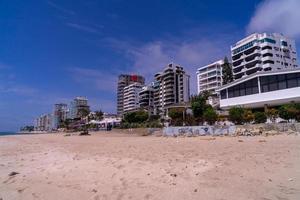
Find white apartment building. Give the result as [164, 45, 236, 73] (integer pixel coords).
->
[231, 33, 298, 80]
[139, 83, 155, 115]
[68, 97, 90, 119]
[197, 59, 223, 94]
[154, 63, 190, 115]
[217, 68, 300, 109]
[123, 82, 144, 113]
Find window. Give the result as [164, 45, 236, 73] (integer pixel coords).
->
[226, 78, 259, 99]
[260, 73, 300, 93]
[221, 90, 227, 99]
[228, 87, 234, 98]
[278, 75, 287, 90]
[281, 41, 288, 46]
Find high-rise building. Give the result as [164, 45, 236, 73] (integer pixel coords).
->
[68, 97, 90, 119]
[154, 63, 190, 115]
[197, 59, 224, 94]
[117, 74, 145, 115]
[52, 103, 68, 129]
[231, 33, 298, 80]
[139, 83, 155, 115]
[35, 113, 52, 131]
[123, 82, 144, 113]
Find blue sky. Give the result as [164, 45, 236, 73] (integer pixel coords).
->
[1, 0, 300, 131]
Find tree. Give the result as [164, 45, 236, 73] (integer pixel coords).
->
[222, 56, 234, 85]
[254, 112, 267, 124]
[77, 107, 90, 119]
[123, 110, 148, 124]
[191, 94, 209, 121]
[242, 109, 255, 123]
[168, 107, 185, 126]
[294, 103, 300, 122]
[94, 110, 104, 120]
[203, 106, 218, 125]
[135, 110, 148, 123]
[229, 107, 244, 125]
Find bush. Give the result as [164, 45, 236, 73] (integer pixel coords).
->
[278, 104, 299, 121]
[168, 107, 185, 126]
[203, 107, 218, 125]
[243, 109, 255, 123]
[254, 112, 267, 124]
[265, 108, 278, 123]
[123, 110, 148, 123]
[229, 107, 245, 125]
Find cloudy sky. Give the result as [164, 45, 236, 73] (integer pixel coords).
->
[0, 0, 300, 131]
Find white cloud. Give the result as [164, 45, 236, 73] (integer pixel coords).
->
[66, 22, 102, 34]
[47, 0, 76, 15]
[69, 67, 118, 93]
[104, 37, 230, 93]
[247, 0, 300, 39]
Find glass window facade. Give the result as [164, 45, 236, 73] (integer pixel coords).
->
[260, 73, 300, 93]
[221, 72, 300, 100]
[221, 78, 259, 99]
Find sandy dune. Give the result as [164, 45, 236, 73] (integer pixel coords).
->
[0, 132, 300, 200]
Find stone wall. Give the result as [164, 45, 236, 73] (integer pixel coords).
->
[162, 123, 300, 137]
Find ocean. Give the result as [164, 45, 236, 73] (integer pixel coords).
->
[0, 132, 18, 136]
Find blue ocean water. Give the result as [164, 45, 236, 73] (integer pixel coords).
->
[0, 132, 18, 136]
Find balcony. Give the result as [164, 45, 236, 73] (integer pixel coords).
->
[261, 56, 273, 62]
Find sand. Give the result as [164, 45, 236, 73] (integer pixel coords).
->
[0, 131, 300, 200]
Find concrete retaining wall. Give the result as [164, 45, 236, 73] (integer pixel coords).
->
[163, 125, 236, 136]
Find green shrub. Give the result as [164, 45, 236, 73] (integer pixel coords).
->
[203, 107, 218, 125]
[254, 112, 267, 124]
[229, 107, 245, 125]
[278, 104, 299, 121]
[243, 109, 255, 123]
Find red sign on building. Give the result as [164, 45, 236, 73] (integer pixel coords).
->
[130, 75, 138, 82]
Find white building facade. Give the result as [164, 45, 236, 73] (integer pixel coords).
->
[231, 33, 298, 80]
[197, 59, 223, 94]
[154, 63, 190, 115]
[68, 97, 90, 119]
[139, 83, 155, 115]
[217, 69, 300, 109]
[123, 82, 144, 113]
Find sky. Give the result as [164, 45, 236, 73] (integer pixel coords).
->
[1, 0, 300, 131]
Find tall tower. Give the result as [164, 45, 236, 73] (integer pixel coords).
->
[153, 63, 190, 115]
[231, 33, 298, 80]
[117, 74, 145, 115]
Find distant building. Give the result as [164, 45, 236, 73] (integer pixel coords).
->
[52, 103, 68, 129]
[117, 74, 145, 115]
[197, 59, 224, 94]
[231, 33, 298, 80]
[154, 63, 190, 115]
[68, 97, 90, 119]
[139, 83, 155, 115]
[35, 113, 52, 131]
[123, 82, 144, 113]
[217, 68, 300, 109]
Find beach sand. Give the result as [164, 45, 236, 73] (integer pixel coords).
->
[0, 131, 300, 200]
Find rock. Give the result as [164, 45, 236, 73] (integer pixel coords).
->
[194, 189, 198, 192]
[238, 140, 244, 142]
[170, 173, 177, 177]
[258, 140, 266, 143]
[9, 171, 19, 176]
